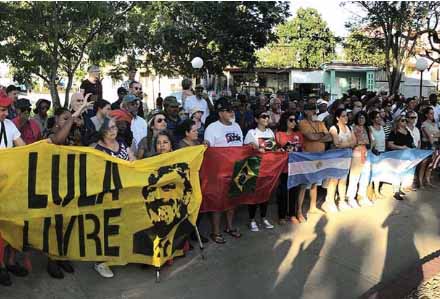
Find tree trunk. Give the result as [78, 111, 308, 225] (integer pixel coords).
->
[64, 74, 74, 109]
[49, 79, 60, 109]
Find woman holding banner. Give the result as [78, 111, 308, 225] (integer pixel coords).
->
[244, 109, 275, 231]
[420, 107, 440, 188]
[323, 109, 356, 213]
[387, 115, 415, 200]
[347, 111, 374, 208]
[276, 111, 305, 224]
[93, 117, 135, 278]
[369, 111, 387, 199]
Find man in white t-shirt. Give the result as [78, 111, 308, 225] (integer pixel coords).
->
[204, 97, 243, 244]
[0, 93, 26, 286]
[184, 85, 211, 123]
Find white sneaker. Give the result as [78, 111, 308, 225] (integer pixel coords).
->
[249, 220, 259, 232]
[322, 201, 338, 213]
[262, 218, 274, 229]
[338, 201, 352, 211]
[94, 263, 114, 278]
[347, 199, 360, 209]
[359, 198, 373, 207]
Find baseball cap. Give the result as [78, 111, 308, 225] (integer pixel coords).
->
[163, 96, 179, 107]
[215, 97, 232, 111]
[0, 95, 13, 107]
[317, 99, 329, 106]
[122, 94, 140, 103]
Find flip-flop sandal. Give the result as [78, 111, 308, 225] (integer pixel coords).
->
[224, 229, 241, 239]
[210, 233, 226, 244]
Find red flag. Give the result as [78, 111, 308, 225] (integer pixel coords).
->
[200, 146, 287, 212]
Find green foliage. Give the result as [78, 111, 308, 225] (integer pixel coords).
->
[0, 1, 132, 108]
[257, 8, 336, 69]
[117, 2, 290, 76]
[343, 30, 385, 66]
[344, 1, 440, 94]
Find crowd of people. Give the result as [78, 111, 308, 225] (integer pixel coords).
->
[0, 65, 439, 286]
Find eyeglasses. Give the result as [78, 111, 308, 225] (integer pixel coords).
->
[156, 118, 166, 123]
[259, 114, 269, 119]
[108, 125, 118, 131]
[288, 118, 296, 122]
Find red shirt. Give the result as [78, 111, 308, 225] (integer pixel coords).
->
[12, 117, 41, 145]
[276, 131, 304, 173]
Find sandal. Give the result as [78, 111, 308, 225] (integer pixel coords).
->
[224, 228, 242, 239]
[210, 233, 226, 244]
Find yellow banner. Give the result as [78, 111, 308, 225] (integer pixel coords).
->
[0, 141, 206, 267]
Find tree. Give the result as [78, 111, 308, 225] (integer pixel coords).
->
[0, 2, 133, 108]
[420, 6, 440, 65]
[345, 1, 440, 95]
[115, 1, 290, 76]
[257, 8, 336, 69]
[343, 30, 386, 66]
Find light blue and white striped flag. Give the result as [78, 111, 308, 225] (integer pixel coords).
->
[369, 149, 432, 184]
[288, 149, 352, 189]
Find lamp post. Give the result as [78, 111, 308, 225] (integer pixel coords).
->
[191, 57, 204, 85]
[416, 57, 428, 100]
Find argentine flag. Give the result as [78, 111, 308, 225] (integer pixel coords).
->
[369, 149, 432, 184]
[288, 149, 352, 189]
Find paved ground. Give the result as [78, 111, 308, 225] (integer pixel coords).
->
[3, 184, 440, 299]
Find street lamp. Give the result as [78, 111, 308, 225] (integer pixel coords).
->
[191, 57, 204, 85]
[416, 57, 428, 100]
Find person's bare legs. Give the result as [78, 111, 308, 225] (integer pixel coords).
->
[419, 159, 429, 187]
[297, 186, 306, 222]
[225, 209, 235, 231]
[211, 212, 221, 235]
[308, 184, 321, 212]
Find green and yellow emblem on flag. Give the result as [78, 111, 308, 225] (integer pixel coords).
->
[229, 156, 261, 198]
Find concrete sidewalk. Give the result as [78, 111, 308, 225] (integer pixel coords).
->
[3, 185, 440, 299]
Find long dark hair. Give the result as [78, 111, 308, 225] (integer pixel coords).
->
[333, 108, 346, 124]
[354, 111, 371, 145]
[277, 111, 296, 132]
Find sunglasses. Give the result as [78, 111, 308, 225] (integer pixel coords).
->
[219, 109, 232, 113]
[134, 87, 142, 91]
[259, 114, 269, 119]
[288, 118, 296, 122]
[156, 118, 166, 123]
[400, 119, 407, 122]
[408, 116, 417, 119]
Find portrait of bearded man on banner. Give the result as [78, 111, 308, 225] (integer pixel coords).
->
[132, 163, 195, 261]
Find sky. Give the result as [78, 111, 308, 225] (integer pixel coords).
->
[289, 0, 365, 37]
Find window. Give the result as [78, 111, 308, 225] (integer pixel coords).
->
[366, 72, 375, 91]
